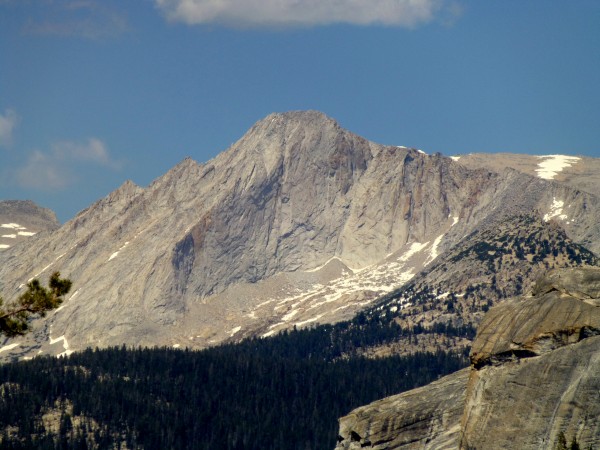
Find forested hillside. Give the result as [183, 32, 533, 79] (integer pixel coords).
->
[0, 324, 467, 449]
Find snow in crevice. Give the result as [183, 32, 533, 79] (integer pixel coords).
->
[0, 342, 20, 353]
[55, 289, 80, 313]
[49, 335, 73, 358]
[424, 215, 459, 266]
[27, 253, 67, 282]
[535, 155, 580, 180]
[229, 326, 242, 337]
[108, 241, 130, 261]
[543, 197, 568, 222]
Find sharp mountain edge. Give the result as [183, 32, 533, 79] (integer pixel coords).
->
[0, 110, 599, 360]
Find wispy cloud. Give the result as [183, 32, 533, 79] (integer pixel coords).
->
[0, 109, 19, 148]
[14, 0, 129, 40]
[16, 138, 123, 190]
[155, 0, 458, 28]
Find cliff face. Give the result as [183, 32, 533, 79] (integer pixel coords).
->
[335, 266, 600, 450]
[0, 111, 599, 360]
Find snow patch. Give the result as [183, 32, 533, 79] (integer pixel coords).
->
[108, 241, 130, 261]
[172, 344, 181, 349]
[1, 223, 22, 229]
[544, 197, 568, 222]
[425, 216, 459, 266]
[425, 234, 444, 266]
[450, 156, 461, 161]
[2, 234, 16, 238]
[229, 326, 242, 336]
[27, 253, 67, 281]
[49, 335, 73, 357]
[535, 155, 580, 180]
[0, 342, 20, 353]
[263, 241, 434, 335]
[417, 149, 427, 155]
[17, 231, 36, 237]
[0, 244, 10, 249]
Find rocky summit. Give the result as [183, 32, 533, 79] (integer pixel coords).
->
[0, 111, 599, 360]
[335, 266, 600, 450]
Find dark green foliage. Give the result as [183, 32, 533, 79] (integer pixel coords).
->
[0, 272, 72, 337]
[0, 328, 468, 449]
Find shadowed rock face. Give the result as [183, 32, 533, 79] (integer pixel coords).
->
[335, 267, 600, 450]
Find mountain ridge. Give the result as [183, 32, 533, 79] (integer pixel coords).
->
[0, 111, 598, 360]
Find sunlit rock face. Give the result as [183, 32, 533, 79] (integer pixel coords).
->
[0, 111, 599, 363]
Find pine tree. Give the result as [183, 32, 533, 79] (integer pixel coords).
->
[0, 271, 72, 337]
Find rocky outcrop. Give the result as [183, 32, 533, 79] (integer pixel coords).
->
[336, 368, 469, 450]
[335, 266, 600, 450]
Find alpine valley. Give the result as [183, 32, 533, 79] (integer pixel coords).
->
[0, 111, 599, 449]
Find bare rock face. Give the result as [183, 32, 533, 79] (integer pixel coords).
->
[335, 266, 600, 450]
[0, 111, 599, 360]
[336, 368, 469, 450]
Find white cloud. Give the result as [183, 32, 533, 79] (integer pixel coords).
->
[16, 138, 123, 190]
[52, 138, 123, 170]
[16, 150, 72, 190]
[155, 0, 456, 28]
[0, 109, 18, 148]
[16, 0, 129, 40]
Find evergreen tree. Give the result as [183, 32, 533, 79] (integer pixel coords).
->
[0, 272, 72, 337]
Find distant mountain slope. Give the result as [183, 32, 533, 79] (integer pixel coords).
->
[0, 200, 59, 251]
[352, 213, 598, 356]
[453, 152, 600, 197]
[0, 111, 599, 360]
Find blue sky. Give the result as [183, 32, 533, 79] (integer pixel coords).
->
[1, 0, 599, 222]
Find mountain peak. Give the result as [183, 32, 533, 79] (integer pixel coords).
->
[261, 110, 338, 127]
